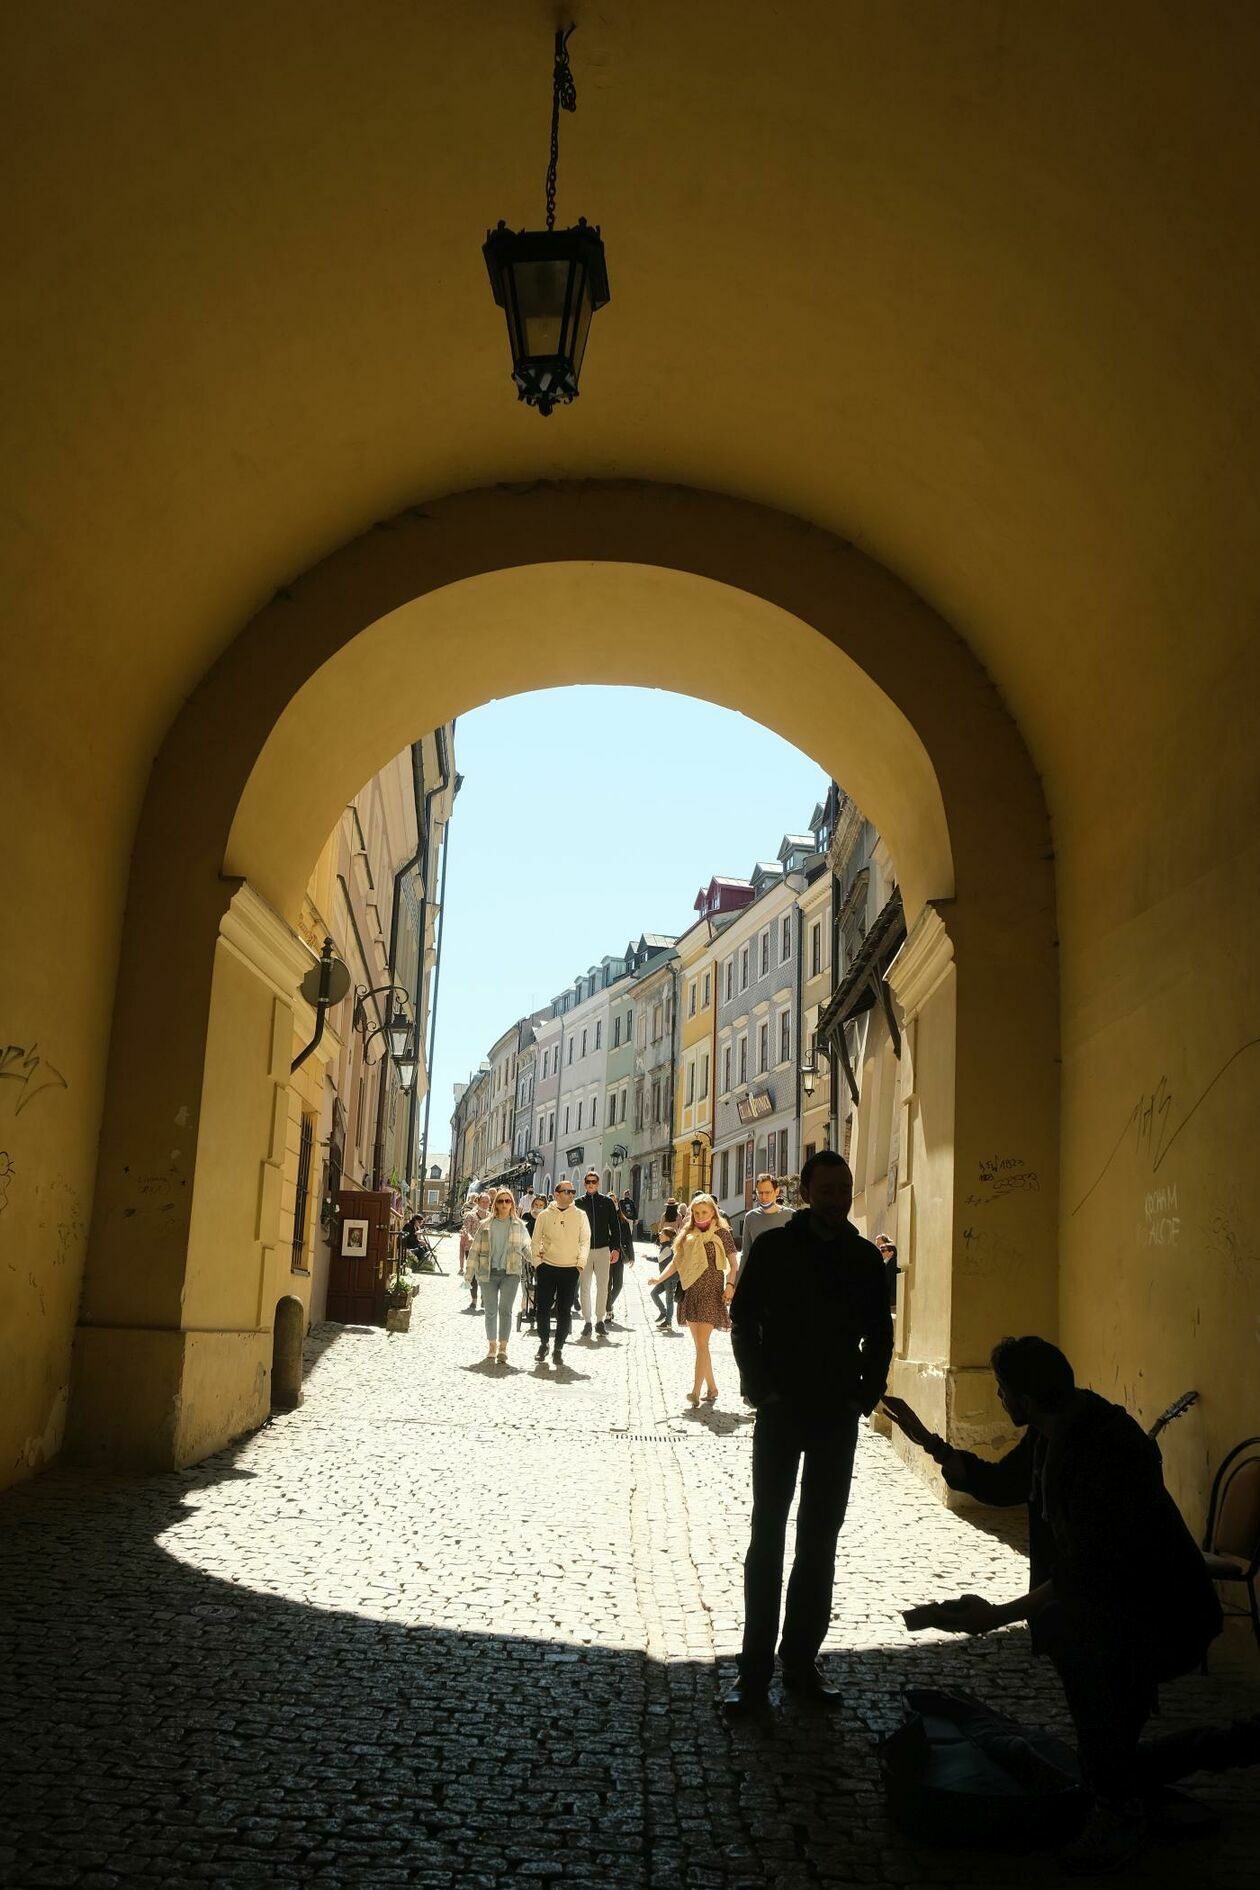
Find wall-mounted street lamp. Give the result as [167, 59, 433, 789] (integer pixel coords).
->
[353, 984, 412, 1064]
[800, 1060, 819, 1098]
[396, 1043, 417, 1093]
[483, 25, 611, 415]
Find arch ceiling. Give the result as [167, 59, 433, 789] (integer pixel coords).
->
[225, 560, 955, 919]
[6, 0, 1259, 909]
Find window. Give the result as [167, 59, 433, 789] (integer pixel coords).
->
[760, 929, 770, 977]
[719, 1148, 730, 1198]
[652, 1078, 661, 1123]
[738, 1036, 748, 1083]
[758, 1022, 769, 1072]
[595, 1020, 602, 1050]
[810, 921, 822, 977]
[702, 971, 711, 1008]
[688, 980, 697, 1017]
[723, 1045, 732, 1093]
[735, 1141, 746, 1190]
[567, 1039, 574, 1065]
[652, 1004, 663, 1041]
[686, 1061, 695, 1105]
[613, 1014, 621, 1048]
[779, 1011, 791, 1064]
[626, 1008, 633, 1038]
[538, 1114, 545, 1142]
[291, 1112, 315, 1268]
[782, 915, 792, 961]
[620, 1088, 628, 1123]
[778, 1128, 789, 1174]
[700, 1053, 709, 1099]
[725, 956, 734, 1001]
[576, 1100, 583, 1130]
[804, 1141, 817, 1164]
[548, 1111, 555, 1141]
[581, 1028, 588, 1058]
[563, 1105, 570, 1133]
[740, 946, 749, 991]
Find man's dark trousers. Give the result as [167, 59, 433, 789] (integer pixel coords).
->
[739, 1400, 860, 1686]
[534, 1264, 577, 1350]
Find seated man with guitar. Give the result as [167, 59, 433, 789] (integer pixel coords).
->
[884, 1337, 1221, 1875]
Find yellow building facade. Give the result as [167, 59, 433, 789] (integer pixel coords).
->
[671, 896, 729, 1202]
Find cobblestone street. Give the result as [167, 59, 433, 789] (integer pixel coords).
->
[2, 1238, 1256, 1889]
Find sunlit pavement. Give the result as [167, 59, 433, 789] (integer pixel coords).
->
[2, 1239, 1255, 1889]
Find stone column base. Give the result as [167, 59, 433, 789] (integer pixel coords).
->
[66, 1326, 271, 1472]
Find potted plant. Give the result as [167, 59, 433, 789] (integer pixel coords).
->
[385, 1270, 417, 1333]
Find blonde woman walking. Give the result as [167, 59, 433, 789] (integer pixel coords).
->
[466, 1189, 531, 1364]
[648, 1193, 738, 1407]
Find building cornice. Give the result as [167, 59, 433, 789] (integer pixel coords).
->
[885, 903, 955, 1022]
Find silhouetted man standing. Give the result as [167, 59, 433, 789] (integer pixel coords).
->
[726, 1150, 892, 1712]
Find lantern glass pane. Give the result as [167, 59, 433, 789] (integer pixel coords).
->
[570, 266, 595, 374]
[512, 256, 573, 358]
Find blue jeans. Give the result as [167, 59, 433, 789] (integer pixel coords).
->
[481, 1271, 520, 1342]
[651, 1243, 675, 1319]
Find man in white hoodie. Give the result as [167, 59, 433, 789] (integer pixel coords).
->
[530, 1181, 592, 1366]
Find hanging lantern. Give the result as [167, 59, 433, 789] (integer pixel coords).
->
[483, 27, 611, 415]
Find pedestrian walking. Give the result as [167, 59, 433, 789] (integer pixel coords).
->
[466, 1189, 531, 1365]
[521, 1194, 547, 1237]
[529, 1181, 591, 1366]
[651, 1198, 682, 1326]
[576, 1169, 621, 1338]
[606, 1192, 637, 1326]
[647, 1192, 738, 1408]
[461, 1193, 491, 1311]
[740, 1172, 791, 1260]
[873, 1233, 900, 1310]
[723, 1150, 892, 1714]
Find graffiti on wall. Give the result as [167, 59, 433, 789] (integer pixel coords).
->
[1073, 1037, 1260, 1217]
[0, 1043, 69, 1118]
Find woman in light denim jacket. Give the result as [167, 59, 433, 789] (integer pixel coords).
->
[467, 1189, 532, 1365]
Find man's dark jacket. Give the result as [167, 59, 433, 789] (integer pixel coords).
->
[577, 1190, 621, 1250]
[943, 1389, 1221, 1678]
[730, 1210, 893, 1421]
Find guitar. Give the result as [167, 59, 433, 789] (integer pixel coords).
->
[1147, 1388, 1199, 1438]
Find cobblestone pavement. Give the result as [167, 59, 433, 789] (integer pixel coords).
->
[2, 1239, 1256, 1889]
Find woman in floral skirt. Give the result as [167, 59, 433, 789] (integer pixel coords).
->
[647, 1192, 738, 1407]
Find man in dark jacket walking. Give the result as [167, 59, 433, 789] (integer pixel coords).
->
[576, 1169, 621, 1337]
[726, 1150, 893, 1712]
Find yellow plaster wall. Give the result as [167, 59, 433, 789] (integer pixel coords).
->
[5, 5, 1259, 1513]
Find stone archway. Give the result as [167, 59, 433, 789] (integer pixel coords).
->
[70, 482, 1057, 1471]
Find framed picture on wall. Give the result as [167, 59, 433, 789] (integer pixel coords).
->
[341, 1218, 369, 1257]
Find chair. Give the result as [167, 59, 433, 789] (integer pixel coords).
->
[1202, 1436, 1260, 1655]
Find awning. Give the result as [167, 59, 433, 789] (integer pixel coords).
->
[815, 890, 907, 1102]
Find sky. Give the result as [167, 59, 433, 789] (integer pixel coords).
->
[424, 686, 829, 1153]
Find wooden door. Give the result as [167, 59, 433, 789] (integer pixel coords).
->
[327, 1188, 393, 1324]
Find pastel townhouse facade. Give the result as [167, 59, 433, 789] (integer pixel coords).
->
[713, 862, 795, 1227]
[288, 724, 455, 1325]
[530, 1012, 562, 1197]
[816, 795, 907, 1249]
[601, 965, 637, 1199]
[798, 801, 837, 1167]
[551, 967, 613, 1190]
[673, 878, 752, 1202]
[628, 938, 679, 1232]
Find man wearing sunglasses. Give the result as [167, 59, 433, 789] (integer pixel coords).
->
[529, 1181, 591, 1366]
[576, 1169, 621, 1338]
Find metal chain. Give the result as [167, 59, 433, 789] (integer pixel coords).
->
[545, 25, 577, 232]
